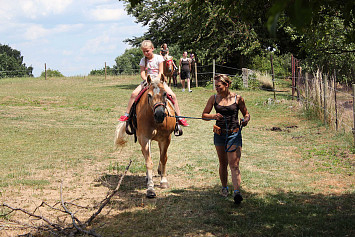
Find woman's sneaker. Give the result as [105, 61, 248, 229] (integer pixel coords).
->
[233, 190, 243, 204]
[221, 187, 229, 197]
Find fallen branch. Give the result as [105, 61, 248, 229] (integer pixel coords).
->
[0, 159, 132, 236]
[86, 159, 132, 226]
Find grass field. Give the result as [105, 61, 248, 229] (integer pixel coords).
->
[0, 75, 354, 236]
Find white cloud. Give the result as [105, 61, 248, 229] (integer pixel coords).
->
[24, 23, 83, 40]
[21, 0, 73, 18]
[24, 25, 48, 40]
[0, 0, 73, 20]
[0, 0, 146, 76]
[81, 33, 117, 54]
[90, 4, 128, 21]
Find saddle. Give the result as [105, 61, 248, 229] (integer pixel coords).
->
[125, 85, 182, 142]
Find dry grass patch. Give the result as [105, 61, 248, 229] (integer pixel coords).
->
[0, 76, 354, 236]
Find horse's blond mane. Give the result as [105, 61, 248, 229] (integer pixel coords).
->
[150, 77, 162, 87]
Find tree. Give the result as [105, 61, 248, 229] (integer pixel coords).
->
[0, 44, 33, 78]
[122, 0, 262, 68]
[120, 0, 354, 82]
[115, 47, 142, 74]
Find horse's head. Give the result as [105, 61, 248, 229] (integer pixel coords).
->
[146, 74, 168, 124]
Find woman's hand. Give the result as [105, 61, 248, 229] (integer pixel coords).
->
[215, 113, 223, 120]
[240, 117, 249, 127]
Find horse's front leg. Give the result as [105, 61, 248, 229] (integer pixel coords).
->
[158, 137, 171, 189]
[139, 138, 156, 198]
[168, 76, 172, 87]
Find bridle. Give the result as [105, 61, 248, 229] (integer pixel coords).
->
[152, 102, 166, 111]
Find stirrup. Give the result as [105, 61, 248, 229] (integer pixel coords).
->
[174, 123, 183, 136]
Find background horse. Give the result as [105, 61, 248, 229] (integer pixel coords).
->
[115, 75, 177, 198]
[163, 57, 175, 87]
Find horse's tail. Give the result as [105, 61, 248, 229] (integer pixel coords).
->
[114, 122, 128, 148]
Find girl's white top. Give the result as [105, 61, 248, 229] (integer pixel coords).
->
[140, 54, 164, 78]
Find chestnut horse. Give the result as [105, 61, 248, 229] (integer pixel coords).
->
[163, 57, 175, 87]
[115, 74, 177, 198]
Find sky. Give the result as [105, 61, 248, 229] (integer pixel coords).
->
[0, 0, 146, 77]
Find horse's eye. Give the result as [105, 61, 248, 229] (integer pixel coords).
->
[163, 92, 167, 98]
[148, 93, 152, 102]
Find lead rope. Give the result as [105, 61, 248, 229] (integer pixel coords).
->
[172, 115, 243, 153]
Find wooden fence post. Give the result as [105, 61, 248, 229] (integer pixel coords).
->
[291, 55, 295, 100]
[270, 54, 276, 100]
[242, 68, 248, 88]
[323, 74, 328, 124]
[297, 64, 301, 101]
[353, 84, 355, 146]
[195, 62, 198, 87]
[213, 59, 216, 90]
[105, 62, 107, 80]
[45, 63, 47, 80]
[305, 73, 309, 110]
[334, 72, 338, 131]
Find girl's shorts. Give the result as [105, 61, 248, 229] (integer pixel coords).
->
[214, 131, 242, 148]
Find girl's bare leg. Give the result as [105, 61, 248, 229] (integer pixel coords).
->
[125, 84, 142, 114]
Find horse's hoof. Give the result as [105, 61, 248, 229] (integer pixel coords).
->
[160, 182, 169, 189]
[146, 189, 156, 198]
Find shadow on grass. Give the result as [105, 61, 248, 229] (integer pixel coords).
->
[93, 174, 355, 237]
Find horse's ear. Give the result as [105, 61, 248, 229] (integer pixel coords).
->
[160, 74, 166, 83]
[147, 75, 151, 84]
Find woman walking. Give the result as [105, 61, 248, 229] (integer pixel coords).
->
[202, 74, 250, 204]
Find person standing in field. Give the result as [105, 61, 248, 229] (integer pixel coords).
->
[190, 53, 196, 81]
[119, 40, 189, 127]
[202, 74, 250, 204]
[179, 51, 192, 92]
[160, 43, 169, 59]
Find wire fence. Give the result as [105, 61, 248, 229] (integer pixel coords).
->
[3, 59, 354, 144]
[0, 69, 33, 78]
[292, 62, 354, 138]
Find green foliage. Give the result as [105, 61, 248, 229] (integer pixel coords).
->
[121, 0, 354, 84]
[0, 44, 33, 78]
[251, 53, 291, 79]
[231, 73, 261, 90]
[40, 69, 64, 77]
[89, 66, 118, 76]
[230, 75, 243, 90]
[114, 47, 142, 74]
[123, 0, 262, 67]
[299, 15, 355, 84]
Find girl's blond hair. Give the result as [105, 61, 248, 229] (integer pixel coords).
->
[141, 40, 154, 49]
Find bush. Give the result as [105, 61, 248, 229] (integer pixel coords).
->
[40, 69, 64, 77]
[230, 73, 261, 90]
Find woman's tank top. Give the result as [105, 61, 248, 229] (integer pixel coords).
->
[214, 94, 239, 130]
[181, 58, 190, 72]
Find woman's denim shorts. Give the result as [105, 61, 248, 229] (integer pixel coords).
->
[214, 131, 242, 147]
